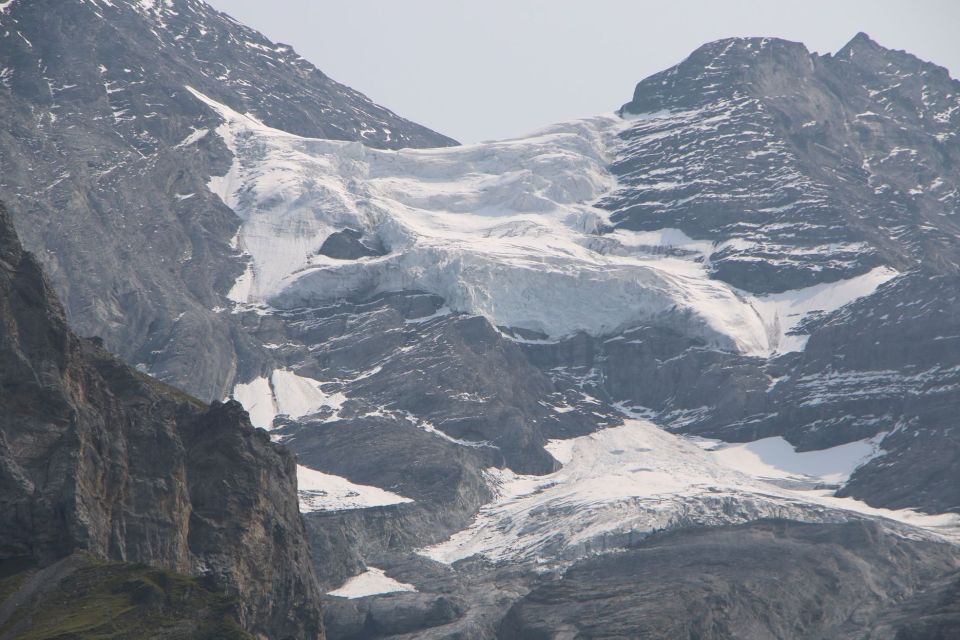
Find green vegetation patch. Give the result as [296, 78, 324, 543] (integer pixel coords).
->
[0, 558, 38, 606]
[0, 559, 253, 640]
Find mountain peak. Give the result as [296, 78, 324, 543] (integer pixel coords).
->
[838, 31, 884, 58]
[686, 36, 811, 66]
[622, 35, 813, 114]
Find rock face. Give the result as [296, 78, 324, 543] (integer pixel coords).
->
[0, 201, 322, 638]
[499, 520, 960, 640]
[317, 229, 385, 261]
[607, 34, 960, 293]
[0, 0, 455, 400]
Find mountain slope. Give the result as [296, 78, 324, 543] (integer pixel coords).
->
[582, 33, 960, 513]
[0, 201, 322, 638]
[0, 0, 455, 399]
[606, 34, 960, 293]
[0, 558, 255, 640]
[180, 33, 960, 637]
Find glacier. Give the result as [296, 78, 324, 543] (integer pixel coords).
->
[187, 85, 942, 550]
[421, 419, 960, 565]
[190, 87, 894, 359]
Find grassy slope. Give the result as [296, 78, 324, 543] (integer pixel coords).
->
[0, 558, 254, 640]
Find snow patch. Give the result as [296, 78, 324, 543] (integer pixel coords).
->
[175, 127, 209, 148]
[227, 261, 254, 303]
[706, 433, 886, 484]
[271, 368, 346, 420]
[748, 266, 899, 353]
[231, 376, 275, 430]
[327, 567, 416, 599]
[231, 369, 346, 429]
[297, 465, 412, 513]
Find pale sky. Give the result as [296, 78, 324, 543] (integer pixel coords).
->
[205, 1, 960, 143]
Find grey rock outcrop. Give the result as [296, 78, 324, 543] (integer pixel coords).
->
[498, 520, 960, 640]
[317, 229, 386, 261]
[0, 201, 323, 638]
[606, 34, 960, 293]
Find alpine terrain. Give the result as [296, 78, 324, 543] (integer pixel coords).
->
[1, 0, 959, 638]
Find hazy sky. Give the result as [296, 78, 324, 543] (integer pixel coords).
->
[205, 1, 959, 143]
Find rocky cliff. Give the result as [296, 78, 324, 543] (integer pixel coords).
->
[0, 201, 322, 638]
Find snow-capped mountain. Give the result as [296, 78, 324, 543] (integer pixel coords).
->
[2, 0, 960, 637]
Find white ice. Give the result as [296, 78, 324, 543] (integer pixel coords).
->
[327, 567, 417, 599]
[422, 419, 960, 564]
[297, 465, 412, 513]
[189, 87, 893, 357]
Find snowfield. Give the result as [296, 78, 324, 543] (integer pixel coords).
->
[297, 464, 412, 513]
[232, 368, 346, 430]
[421, 419, 960, 564]
[702, 433, 888, 485]
[327, 567, 417, 599]
[189, 87, 895, 358]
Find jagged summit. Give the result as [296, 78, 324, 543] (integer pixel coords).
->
[837, 30, 886, 57]
[620, 35, 813, 115]
[621, 32, 939, 116]
[693, 35, 810, 56]
[613, 29, 960, 289]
